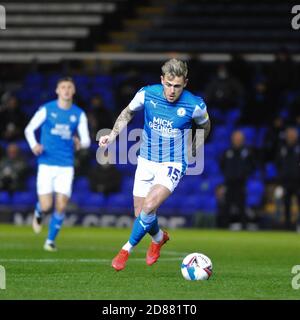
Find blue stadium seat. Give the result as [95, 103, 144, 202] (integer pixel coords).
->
[93, 75, 113, 87]
[174, 178, 198, 196]
[24, 72, 43, 86]
[239, 126, 257, 146]
[16, 140, 31, 154]
[179, 195, 203, 213]
[212, 125, 232, 142]
[73, 75, 90, 86]
[79, 192, 106, 208]
[204, 143, 218, 160]
[70, 191, 86, 206]
[73, 177, 90, 191]
[0, 140, 8, 150]
[208, 108, 223, 123]
[213, 140, 231, 154]
[160, 194, 183, 210]
[256, 126, 268, 148]
[121, 178, 134, 192]
[106, 193, 132, 210]
[204, 160, 221, 176]
[26, 175, 36, 191]
[201, 197, 217, 213]
[12, 191, 36, 206]
[246, 179, 264, 207]
[0, 191, 11, 205]
[265, 162, 277, 180]
[226, 109, 241, 124]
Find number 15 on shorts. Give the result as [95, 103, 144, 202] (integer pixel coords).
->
[167, 166, 181, 182]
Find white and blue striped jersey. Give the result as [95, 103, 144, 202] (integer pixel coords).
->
[25, 100, 90, 167]
[128, 84, 209, 169]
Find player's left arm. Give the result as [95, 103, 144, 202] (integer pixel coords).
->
[76, 112, 91, 149]
[196, 118, 211, 141]
[192, 118, 211, 156]
[191, 100, 211, 155]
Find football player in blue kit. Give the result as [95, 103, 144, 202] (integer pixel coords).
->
[99, 59, 211, 271]
[25, 77, 91, 251]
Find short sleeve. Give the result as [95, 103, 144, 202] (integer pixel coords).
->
[192, 99, 209, 125]
[128, 89, 145, 112]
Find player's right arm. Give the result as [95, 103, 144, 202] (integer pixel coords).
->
[24, 107, 46, 156]
[99, 89, 145, 148]
[99, 106, 135, 148]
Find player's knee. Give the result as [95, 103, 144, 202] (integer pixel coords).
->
[41, 208, 52, 216]
[39, 203, 52, 213]
[142, 199, 157, 214]
[54, 201, 67, 213]
[55, 205, 67, 213]
[134, 203, 144, 217]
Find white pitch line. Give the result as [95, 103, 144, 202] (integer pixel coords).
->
[0, 257, 182, 263]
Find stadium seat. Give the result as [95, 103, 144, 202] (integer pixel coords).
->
[12, 191, 36, 206]
[16, 140, 31, 154]
[246, 179, 264, 207]
[226, 109, 241, 124]
[26, 175, 36, 191]
[179, 195, 203, 214]
[121, 178, 134, 192]
[201, 197, 217, 213]
[106, 193, 132, 211]
[204, 143, 218, 160]
[160, 194, 184, 210]
[0, 191, 11, 205]
[212, 125, 232, 142]
[239, 126, 257, 146]
[93, 75, 113, 87]
[256, 126, 268, 148]
[265, 162, 278, 180]
[24, 72, 43, 86]
[203, 160, 221, 176]
[79, 192, 106, 208]
[73, 176, 90, 191]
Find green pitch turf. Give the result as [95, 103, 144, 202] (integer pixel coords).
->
[0, 224, 299, 300]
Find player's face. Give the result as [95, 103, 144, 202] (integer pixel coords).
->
[161, 75, 187, 103]
[56, 81, 76, 101]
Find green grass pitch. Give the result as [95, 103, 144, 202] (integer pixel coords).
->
[0, 224, 299, 300]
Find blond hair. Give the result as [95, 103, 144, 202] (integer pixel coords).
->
[161, 58, 188, 79]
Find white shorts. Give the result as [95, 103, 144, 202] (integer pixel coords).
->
[37, 164, 74, 198]
[133, 156, 184, 198]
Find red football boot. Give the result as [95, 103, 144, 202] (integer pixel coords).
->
[111, 249, 129, 271]
[146, 231, 170, 266]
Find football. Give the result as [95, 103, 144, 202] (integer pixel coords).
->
[181, 252, 213, 281]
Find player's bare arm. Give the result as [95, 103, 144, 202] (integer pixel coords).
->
[199, 118, 211, 141]
[99, 106, 135, 148]
[192, 118, 211, 156]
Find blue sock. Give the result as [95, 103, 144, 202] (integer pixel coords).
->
[47, 211, 65, 243]
[35, 202, 41, 218]
[129, 211, 157, 246]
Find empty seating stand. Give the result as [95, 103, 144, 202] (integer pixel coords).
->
[0, 0, 123, 54]
[100, 0, 300, 54]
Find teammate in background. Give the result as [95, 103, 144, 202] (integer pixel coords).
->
[24, 77, 91, 251]
[99, 59, 211, 271]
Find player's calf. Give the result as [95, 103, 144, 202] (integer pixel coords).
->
[32, 204, 51, 234]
